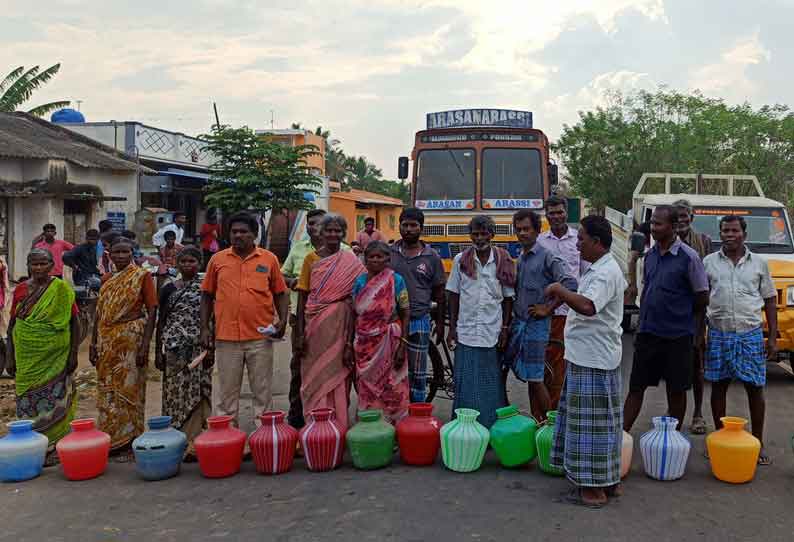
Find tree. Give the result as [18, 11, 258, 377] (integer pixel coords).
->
[344, 155, 384, 190]
[201, 125, 322, 214]
[0, 64, 70, 116]
[553, 88, 794, 210]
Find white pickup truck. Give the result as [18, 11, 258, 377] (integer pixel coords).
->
[606, 173, 794, 356]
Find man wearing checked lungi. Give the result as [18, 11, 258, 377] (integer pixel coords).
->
[446, 215, 515, 428]
[703, 214, 777, 466]
[545, 215, 627, 508]
[505, 209, 577, 422]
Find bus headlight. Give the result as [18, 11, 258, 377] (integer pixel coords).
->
[787, 286, 794, 307]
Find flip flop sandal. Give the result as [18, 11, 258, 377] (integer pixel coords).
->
[690, 417, 707, 435]
[563, 488, 605, 509]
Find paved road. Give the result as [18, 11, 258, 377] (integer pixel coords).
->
[4, 335, 794, 542]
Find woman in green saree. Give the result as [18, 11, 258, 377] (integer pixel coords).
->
[6, 248, 80, 459]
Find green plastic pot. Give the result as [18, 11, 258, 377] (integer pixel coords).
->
[535, 410, 564, 476]
[346, 410, 395, 470]
[489, 406, 538, 468]
[440, 408, 490, 473]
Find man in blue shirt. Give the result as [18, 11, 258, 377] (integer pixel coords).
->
[623, 205, 709, 431]
[505, 209, 577, 422]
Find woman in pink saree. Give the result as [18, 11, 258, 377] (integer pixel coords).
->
[352, 241, 411, 423]
[296, 214, 365, 428]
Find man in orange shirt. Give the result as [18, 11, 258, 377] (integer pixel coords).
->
[200, 212, 288, 425]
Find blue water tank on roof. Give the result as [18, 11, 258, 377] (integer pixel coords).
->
[51, 108, 86, 123]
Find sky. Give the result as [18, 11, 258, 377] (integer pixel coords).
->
[2, 0, 793, 177]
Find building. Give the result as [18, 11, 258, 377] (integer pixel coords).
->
[58, 120, 215, 244]
[329, 184, 404, 243]
[0, 112, 151, 279]
[255, 129, 327, 176]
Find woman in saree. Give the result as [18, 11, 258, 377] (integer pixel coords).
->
[296, 213, 365, 428]
[90, 238, 158, 460]
[155, 247, 212, 462]
[351, 241, 411, 424]
[6, 249, 80, 460]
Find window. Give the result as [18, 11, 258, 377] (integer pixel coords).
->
[482, 148, 543, 200]
[415, 149, 476, 202]
[692, 208, 794, 254]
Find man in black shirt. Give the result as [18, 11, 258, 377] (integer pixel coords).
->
[63, 229, 101, 288]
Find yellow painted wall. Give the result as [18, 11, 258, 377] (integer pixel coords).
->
[329, 195, 402, 243]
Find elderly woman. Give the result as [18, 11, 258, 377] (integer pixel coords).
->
[90, 237, 158, 460]
[296, 213, 364, 428]
[351, 241, 411, 423]
[155, 247, 212, 461]
[7, 248, 80, 456]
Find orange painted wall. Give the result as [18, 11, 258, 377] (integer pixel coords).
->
[329, 196, 357, 243]
[265, 132, 326, 175]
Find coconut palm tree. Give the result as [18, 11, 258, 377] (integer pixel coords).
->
[0, 64, 70, 116]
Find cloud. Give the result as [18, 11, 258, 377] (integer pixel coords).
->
[690, 33, 772, 101]
[1, 0, 793, 177]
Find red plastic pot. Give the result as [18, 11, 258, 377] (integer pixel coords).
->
[194, 415, 247, 478]
[56, 418, 111, 481]
[250, 411, 298, 475]
[396, 403, 441, 466]
[299, 408, 346, 472]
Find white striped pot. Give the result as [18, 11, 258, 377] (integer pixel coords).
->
[440, 408, 490, 473]
[639, 416, 691, 481]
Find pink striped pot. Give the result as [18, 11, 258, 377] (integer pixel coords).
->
[299, 408, 346, 472]
[250, 411, 299, 475]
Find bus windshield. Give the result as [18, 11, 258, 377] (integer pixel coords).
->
[692, 208, 794, 254]
[482, 148, 543, 200]
[415, 149, 476, 202]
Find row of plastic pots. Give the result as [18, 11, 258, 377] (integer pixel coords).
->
[0, 404, 763, 484]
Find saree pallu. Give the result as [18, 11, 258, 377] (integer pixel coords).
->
[13, 279, 77, 444]
[353, 269, 409, 424]
[301, 251, 364, 429]
[96, 265, 150, 450]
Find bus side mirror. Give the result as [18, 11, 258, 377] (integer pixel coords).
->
[548, 162, 559, 187]
[398, 156, 409, 180]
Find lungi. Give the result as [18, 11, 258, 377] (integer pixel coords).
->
[505, 317, 551, 382]
[705, 326, 766, 387]
[550, 362, 622, 487]
[407, 315, 431, 403]
[452, 343, 506, 428]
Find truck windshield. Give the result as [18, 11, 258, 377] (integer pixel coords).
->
[482, 148, 543, 200]
[415, 149, 475, 202]
[692, 208, 794, 254]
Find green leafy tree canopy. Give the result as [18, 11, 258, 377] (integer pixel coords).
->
[553, 88, 794, 210]
[1, 64, 70, 116]
[201, 125, 322, 214]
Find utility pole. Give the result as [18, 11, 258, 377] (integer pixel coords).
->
[213, 102, 221, 129]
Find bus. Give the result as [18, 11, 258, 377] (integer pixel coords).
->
[398, 108, 558, 271]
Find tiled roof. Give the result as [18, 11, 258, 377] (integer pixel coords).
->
[0, 112, 150, 172]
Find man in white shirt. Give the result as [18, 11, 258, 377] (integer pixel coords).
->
[446, 215, 515, 428]
[703, 214, 777, 466]
[545, 215, 627, 508]
[152, 212, 187, 247]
